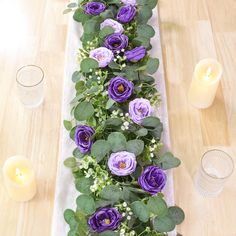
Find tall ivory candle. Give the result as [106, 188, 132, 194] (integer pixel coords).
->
[188, 58, 223, 109]
[3, 156, 37, 202]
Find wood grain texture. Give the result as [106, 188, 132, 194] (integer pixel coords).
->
[159, 0, 236, 235]
[0, 0, 235, 235]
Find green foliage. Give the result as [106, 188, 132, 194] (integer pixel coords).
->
[76, 194, 96, 215]
[137, 24, 155, 38]
[142, 116, 162, 130]
[146, 58, 160, 74]
[100, 185, 122, 202]
[74, 101, 94, 121]
[106, 98, 115, 109]
[168, 206, 185, 225]
[80, 58, 99, 73]
[107, 132, 127, 152]
[72, 71, 81, 83]
[147, 196, 168, 217]
[64, 157, 77, 168]
[73, 148, 84, 159]
[126, 139, 144, 156]
[64, 120, 72, 131]
[156, 152, 181, 170]
[73, 8, 91, 23]
[131, 201, 150, 223]
[153, 215, 175, 233]
[105, 118, 123, 127]
[99, 26, 114, 39]
[135, 128, 148, 137]
[75, 177, 93, 194]
[91, 140, 111, 162]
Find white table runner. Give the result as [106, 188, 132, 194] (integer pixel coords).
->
[52, 7, 176, 236]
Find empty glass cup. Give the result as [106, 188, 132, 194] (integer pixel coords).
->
[16, 65, 44, 108]
[194, 149, 234, 197]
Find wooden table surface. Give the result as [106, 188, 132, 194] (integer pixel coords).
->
[0, 0, 235, 235]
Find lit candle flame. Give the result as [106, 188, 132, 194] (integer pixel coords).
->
[16, 168, 24, 179]
[204, 67, 212, 81]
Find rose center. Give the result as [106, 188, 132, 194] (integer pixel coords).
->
[97, 55, 105, 61]
[104, 219, 111, 225]
[117, 84, 125, 92]
[137, 108, 144, 114]
[119, 162, 126, 169]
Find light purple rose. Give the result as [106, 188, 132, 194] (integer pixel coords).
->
[121, 0, 136, 5]
[108, 151, 137, 176]
[129, 98, 152, 124]
[89, 47, 114, 68]
[125, 46, 146, 62]
[100, 19, 124, 34]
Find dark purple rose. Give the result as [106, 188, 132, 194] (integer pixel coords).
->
[74, 125, 95, 154]
[88, 207, 122, 233]
[117, 5, 136, 24]
[138, 166, 167, 195]
[108, 76, 134, 102]
[84, 2, 106, 16]
[104, 33, 128, 53]
[125, 46, 147, 62]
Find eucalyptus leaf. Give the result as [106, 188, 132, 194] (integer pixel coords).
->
[100, 185, 122, 201]
[106, 99, 115, 109]
[99, 26, 114, 38]
[67, 2, 77, 8]
[139, 74, 155, 83]
[80, 58, 99, 73]
[99, 231, 119, 236]
[137, 24, 155, 38]
[168, 206, 185, 225]
[73, 148, 84, 159]
[91, 140, 111, 162]
[74, 101, 94, 121]
[105, 118, 123, 127]
[147, 196, 168, 217]
[146, 58, 159, 74]
[142, 116, 162, 130]
[153, 215, 175, 233]
[136, 6, 152, 24]
[135, 128, 148, 137]
[157, 152, 181, 170]
[76, 194, 95, 215]
[131, 201, 150, 223]
[107, 132, 127, 152]
[72, 71, 81, 83]
[64, 209, 77, 230]
[64, 157, 77, 168]
[126, 140, 144, 156]
[75, 177, 93, 194]
[64, 120, 72, 131]
[63, 8, 72, 14]
[73, 8, 91, 23]
[83, 20, 100, 34]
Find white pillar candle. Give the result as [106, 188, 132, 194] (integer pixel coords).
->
[3, 156, 37, 202]
[188, 58, 223, 109]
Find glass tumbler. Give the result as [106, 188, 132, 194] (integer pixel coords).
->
[194, 149, 234, 197]
[16, 65, 44, 108]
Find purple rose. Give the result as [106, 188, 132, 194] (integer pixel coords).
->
[108, 151, 137, 176]
[121, 0, 136, 5]
[100, 19, 124, 34]
[88, 207, 122, 233]
[104, 33, 128, 53]
[138, 166, 167, 195]
[89, 47, 114, 68]
[74, 125, 95, 154]
[125, 46, 147, 62]
[84, 2, 106, 15]
[117, 5, 136, 24]
[129, 98, 152, 124]
[108, 76, 134, 103]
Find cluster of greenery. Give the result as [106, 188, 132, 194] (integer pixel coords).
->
[63, 0, 185, 236]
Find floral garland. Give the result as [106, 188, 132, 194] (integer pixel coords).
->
[63, 0, 185, 235]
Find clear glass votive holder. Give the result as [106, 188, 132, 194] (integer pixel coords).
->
[16, 65, 44, 108]
[194, 149, 234, 197]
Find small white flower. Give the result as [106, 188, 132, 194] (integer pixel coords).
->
[121, 126, 125, 131]
[124, 121, 129, 126]
[89, 69, 93, 72]
[98, 81, 101, 84]
[116, 50, 120, 54]
[151, 138, 156, 143]
[149, 147, 154, 152]
[127, 216, 131, 220]
[114, 58, 117, 62]
[125, 113, 129, 117]
[154, 144, 157, 148]
[97, 76, 101, 80]
[130, 231, 135, 236]
[122, 213, 126, 217]
[129, 212, 133, 215]
[121, 49, 125, 52]
[95, 71, 99, 75]
[120, 229, 125, 234]
[120, 113, 124, 117]
[89, 75, 92, 79]
[127, 207, 131, 212]
[150, 153, 154, 158]
[123, 202, 127, 207]
[122, 64, 126, 68]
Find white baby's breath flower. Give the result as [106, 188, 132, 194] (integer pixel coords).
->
[127, 216, 131, 220]
[123, 202, 127, 207]
[150, 153, 154, 158]
[121, 126, 125, 131]
[151, 138, 156, 143]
